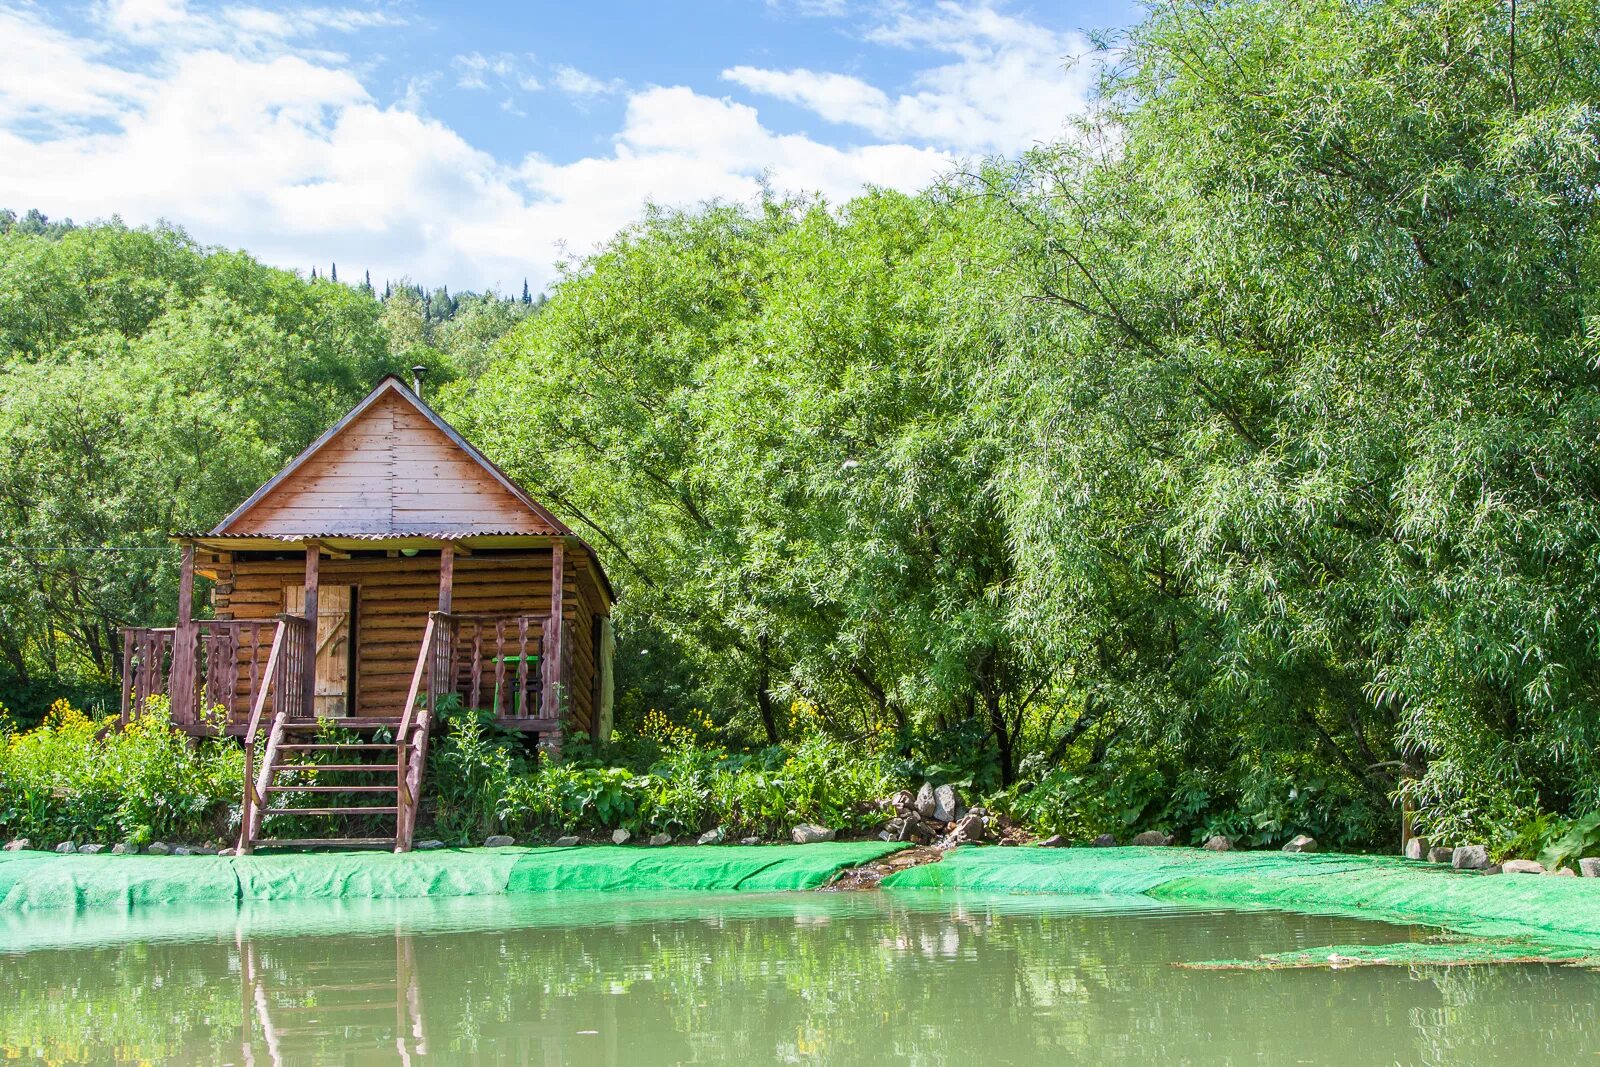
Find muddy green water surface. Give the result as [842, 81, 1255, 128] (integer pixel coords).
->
[2, 890, 1596, 1065]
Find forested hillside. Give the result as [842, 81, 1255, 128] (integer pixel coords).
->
[4, 0, 1598, 853]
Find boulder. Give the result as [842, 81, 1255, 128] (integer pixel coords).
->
[1403, 836, 1429, 861]
[612, 828, 632, 845]
[1203, 835, 1234, 852]
[54, 842, 76, 854]
[77, 844, 104, 855]
[932, 784, 964, 824]
[949, 811, 988, 844]
[1501, 859, 1545, 875]
[1091, 834, 1117, 847]
[1427, 846, 1454, 864]
[647, 833, 672, 847]
[1581, 858, 1600, 879]
[110, 843, 134, 855]
[1038, 834, 1068, 848]
[696, 827, 725, 846]
[191, 845, 218, 856]
[914, 783, 938, 820]
[4, 838, 31, 852]
[878, 830, 895, 842]
[1549, 866, 1578, 877]
[740, 836, 762, 846]
[1452, 844, 1491, 870]
[172, 846, 193, 856]
[1281, 835, 1318, 854]
[216, 847, 237, 857]
[889, 790, 914, 813]
[484, 835, 516, 848]
[554, 835, 582, 847]
[416, 840, 445, 851]
[1482, 864, 1503, 875]
[792, 823, 836, 844]
[895, 812, 933, 843]
[1132, 830, 1172, 847]
[145, 842, 171, 856]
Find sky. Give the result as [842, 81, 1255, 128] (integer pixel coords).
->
[0, 0, 1137, 293]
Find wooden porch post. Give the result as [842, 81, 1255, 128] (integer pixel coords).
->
[170, 541, 198, 724]
[543, 538, 565, 729]
[302, 541, 320, 716]
[437, 542, 454, 613]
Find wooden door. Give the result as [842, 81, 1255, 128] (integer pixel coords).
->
[285, 585, 354, 717]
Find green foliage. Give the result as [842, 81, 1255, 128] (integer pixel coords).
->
[0, 698, 242, 845]
[425, 722, 898, 844]
[0, 220, 393, 705]
[1536, 812, 1600, 872]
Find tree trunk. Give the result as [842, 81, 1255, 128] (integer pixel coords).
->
[755, 635, 780, 744]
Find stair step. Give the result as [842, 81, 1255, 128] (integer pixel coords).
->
[253, 837, 397, 849]
[278, 743, 396, 751]
[266, 785, 397, 794]
[282, 718, 401, 732]
[261, 806, 399, 816]
[277, 764, 399, 773]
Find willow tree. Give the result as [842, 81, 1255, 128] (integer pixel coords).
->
[989, 0, 1600, 842]
[450, 193, 1052, 782]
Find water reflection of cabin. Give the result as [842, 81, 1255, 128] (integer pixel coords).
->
[120, 375, 615, 851]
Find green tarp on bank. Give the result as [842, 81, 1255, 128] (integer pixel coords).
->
[882, 846, 1600, 953]
[0, 843, 900, 914]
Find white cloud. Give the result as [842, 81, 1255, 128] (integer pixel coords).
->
[551, 65, 622, 97]
[1, 1, 1086, 292]
[101, 0, 189, 37]
[725, 1, 1091, 155]
[0, 8, 154, 128]
[515, 86, 950, 256]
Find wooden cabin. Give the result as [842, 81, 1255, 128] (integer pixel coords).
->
[120, 375, 615, 852]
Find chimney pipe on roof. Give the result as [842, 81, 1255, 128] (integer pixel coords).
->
[411, 364, 427, 397]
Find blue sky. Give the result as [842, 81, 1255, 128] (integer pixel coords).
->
[1, 0, 1138, 291]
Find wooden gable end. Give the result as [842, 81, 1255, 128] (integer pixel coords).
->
[216, 382, 564, 537]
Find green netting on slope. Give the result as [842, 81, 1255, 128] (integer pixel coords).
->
[882, 847, 1600, 953]
[232, 846, 543, 901]
[0, 852, 241, 912]
[1180, 939, 1599, 970]
[504, 843, 901, 893]
[0, 843, 901, 915]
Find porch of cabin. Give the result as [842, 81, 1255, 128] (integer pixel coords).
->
[121, 535, 607, 744]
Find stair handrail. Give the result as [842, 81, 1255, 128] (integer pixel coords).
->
[395, 612, 452, 852]
[396, 613, 444, 743]
[239, 615, 295, 844]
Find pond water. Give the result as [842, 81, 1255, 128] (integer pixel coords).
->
[2, 890, 1597, 1065]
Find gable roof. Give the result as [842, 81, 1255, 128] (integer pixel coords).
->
[212, 375, 571, 538]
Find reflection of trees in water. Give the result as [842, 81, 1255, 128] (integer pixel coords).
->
[2, 901, 1598, 1064]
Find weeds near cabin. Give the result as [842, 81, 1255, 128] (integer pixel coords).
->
[0, 698, 242, 846]
[424, 714, 898, 844]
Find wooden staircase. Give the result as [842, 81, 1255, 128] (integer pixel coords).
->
[239, 929, 428, 1064]
[238, 614, 441, 854]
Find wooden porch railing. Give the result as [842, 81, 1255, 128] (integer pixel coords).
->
[446, 612, 552, 721]
[392, 611, 556, 849]
[121, 619, 285, 728]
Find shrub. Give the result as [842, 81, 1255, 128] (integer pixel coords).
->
[0, 698, 242, 845]
[445, 726, 900, 842]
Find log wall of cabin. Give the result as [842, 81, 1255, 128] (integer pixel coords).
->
[210, 548, 607, 729]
